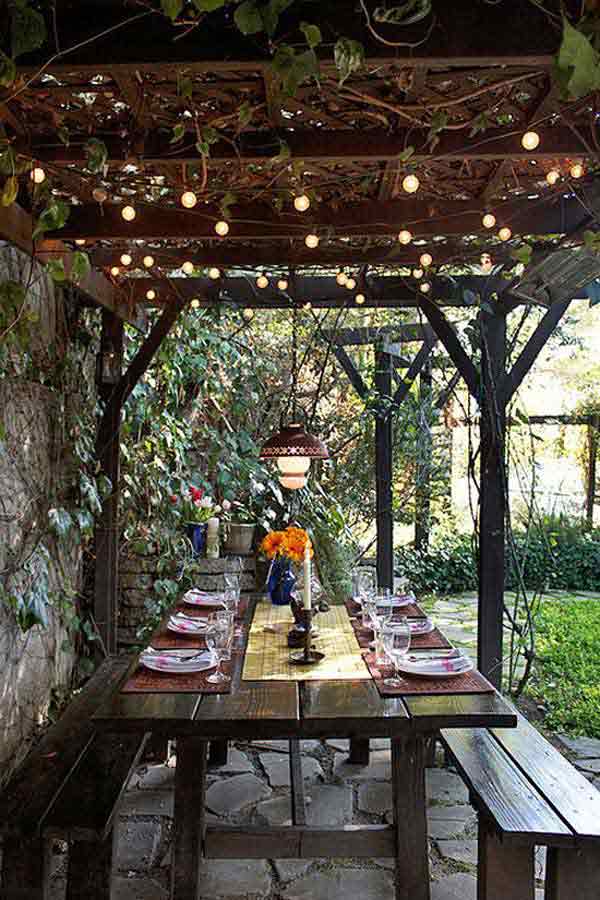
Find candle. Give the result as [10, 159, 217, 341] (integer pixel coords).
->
[304, 542, 311, 611]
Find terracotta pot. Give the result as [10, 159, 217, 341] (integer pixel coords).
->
[223, 522, 255, 555]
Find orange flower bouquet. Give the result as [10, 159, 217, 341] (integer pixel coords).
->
[260, 526, 313, 605]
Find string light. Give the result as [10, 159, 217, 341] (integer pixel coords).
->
[182, 261, 194, 275]
[480, 252, 493, 273]
[482, 213, 496, 229]
[398, 229, 412, 245]
[355, 293, 365, 305]
[146, 289, 156, 300]
[345, 277, 356, 290]
[570, 162, 584, 179]
[336, 270, 347, 286]
[420, 282, 431, 293]
[521, 130, 540, 151]
[143, 255, 155, 268]
[191, 298, 201, 309]
[110, 266, 120, 277]
[498, 226, 512, 242]
[121, 205, 136, 222]
[256, 273, 269, 288]
[75, 239, 86, 246]
[546, 170, 560, 186]
[30, 167, 46, 184]
[419, 252, 432, 268]
[242, 308, 255, 321]
[402, 173, 420, 194]
[120, 253, 132, 266]
[294, 194, 310, 212]
[305, 233, 319, 248]
[412, 268, 423, 279]
[93, 187, 108, 203]
[303, 302, 312, 311]
[208, 267, 221, 279]
[181, 190, 197, 209]
[277, 278, 288, 291]
[215, 220, 229, 236]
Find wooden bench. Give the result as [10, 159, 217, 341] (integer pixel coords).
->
[0, 657, 148, 900]
[441, 712, 600, 900]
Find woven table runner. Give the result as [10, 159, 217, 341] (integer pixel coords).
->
[242, 601, 370, 682]
[350, 619, 452, 651]
[344, 597, 426, 620]
[362, 651, 495, 696]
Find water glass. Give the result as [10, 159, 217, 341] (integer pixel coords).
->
[224, 572, 240, 594]
[222, 587, 239, 615]
[205, 618, 234, 684]
[382, 619, 411, 688]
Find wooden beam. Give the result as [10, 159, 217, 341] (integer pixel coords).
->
[326, 325, 434, 345]
[332, 346, 368, 400]
[417, 295, 480, 398]
[501, 299, 572, 401]
[391, 337, 437, 408]
[375, 350, 394, 591]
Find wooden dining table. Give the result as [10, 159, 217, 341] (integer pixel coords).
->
[93, 595, 517, 900]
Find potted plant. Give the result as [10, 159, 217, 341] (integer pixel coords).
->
[221, 498, 256, 555]
[221, 475, 284, 556]
[171, 485, 219, 555]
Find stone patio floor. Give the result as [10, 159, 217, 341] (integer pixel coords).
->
[48, 590, 600, 899]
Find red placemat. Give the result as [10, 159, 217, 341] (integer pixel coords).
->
[350, 619, 451, 651]
[363, 651, 495, 696]
[344, 597, 426, 619]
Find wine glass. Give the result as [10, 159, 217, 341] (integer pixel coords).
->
[372, 590, 394, 665]
[222, 587, 239, 616]
[205, 618, 234, 684]
[382, 619, 411, 688]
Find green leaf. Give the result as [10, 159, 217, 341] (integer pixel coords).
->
[178, 76, 193, 100]
[261, 0, 294, 37]
[171, 122, 186, 143]
[469, 111, 490, 137]
[161, 0, 183, 21]
[269, 138, 291, 167]
[193, 0, 226, 9]
[74, 509, 95, 536]
[46, 258, 67, 283]
[85, 137, 108, 174]
[32, 199, 70, 240]
[219, 191, 237, 219]
[0, 146, 17, 176]
[48, 507, 73, 537]
[80, 473, 103, 515]
[1, 175, 18, 207]
[11, 5, 47, 58]
[271, 45, 319, 96]
[300, 21, 322, 49]
[201, 126, 219, 144]
[373, 0, 431, 25]
[238, 100, 253, 129]
[511, 244, 533, 266]
[556, 18, 600, 100]
[0, 52, 17, 88]
[234, 0, 263, 34]
[584, 229, 600, 253]
[57, 126, 70, 146]
[334, 37, 365, 86]
[71, 250, 91, 283]
[427, 109, 448, 144]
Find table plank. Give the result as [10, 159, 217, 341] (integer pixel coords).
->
[192, 681, 300, 740]
[404, 691, 517, 731]
[300, 680, 411, 738]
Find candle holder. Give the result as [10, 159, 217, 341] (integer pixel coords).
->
[288, 607, 325, 666]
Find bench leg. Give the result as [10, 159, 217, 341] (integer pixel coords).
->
[391, 735, 430, 900]
[208, 739, 229, 768]
[477, 818, 534, 900]
[349, 737, 370, 765]
[171, 737, 208, 900]
[66, 834, 114, 900]
[1, 836, 47, 899]
[545, 846, 600, 899]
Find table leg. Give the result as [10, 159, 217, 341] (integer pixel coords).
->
[171, 737, 208, 900]
[349, 737, 370, 765]
[208, 739, 229, 768]
[391, 735, 430, 900]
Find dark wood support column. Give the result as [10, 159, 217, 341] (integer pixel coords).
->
[415, 361, 433, 551]
[375, 350, 394, 591]
[94, 310, 124, 655]
[478, 309, 507, 689]
[586, 415, 598, 530]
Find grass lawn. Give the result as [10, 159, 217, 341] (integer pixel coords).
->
[529, 598, 600, 739]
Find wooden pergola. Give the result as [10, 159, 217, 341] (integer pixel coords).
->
[2, 0, 600, 689]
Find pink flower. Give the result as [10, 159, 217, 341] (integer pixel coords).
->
[222, 499, 231, 511]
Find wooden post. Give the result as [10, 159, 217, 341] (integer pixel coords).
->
[478, 309, 507, 689]
[415, 361, 432, 550]
[478, 818, 534, 900]
[375, 350, 394, 590]
[171, 737, 208, 900]
[585, 416, 598, 529]
[94, 310, 124, 656]
[391, 735, 430, 900]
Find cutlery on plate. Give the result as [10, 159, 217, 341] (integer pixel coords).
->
[143, 647, 211, 662]
[407, 650, 462, 662]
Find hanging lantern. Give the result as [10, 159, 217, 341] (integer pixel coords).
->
[260, 423, 329, 491]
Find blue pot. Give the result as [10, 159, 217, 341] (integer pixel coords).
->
[268, 559, 296, 606]
[186, 522, 208, 556]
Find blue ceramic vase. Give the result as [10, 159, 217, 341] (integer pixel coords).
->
[186, 522, 208, 556]
[268, 559, 296, 606]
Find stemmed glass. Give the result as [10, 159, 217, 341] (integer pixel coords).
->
[364, 590, 393, 665]
[222, 587, 239, 616]
[382, 618, 411, 688]
[205, 617, 234, 684]
[224, 557, 242, 594]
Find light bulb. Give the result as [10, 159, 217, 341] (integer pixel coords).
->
[30, 167, 46, 184]
[419, 252, 432, 268]
[303, 302, 312, 311]
[480, 253, 493, 272]
[120, 253, 132, 266]
[242, 308, 255, 321]
[412, 268, 423, 279]
[521, 130, 540, 151]
[305, 233, 319, 248]
[110, 266, 120, 276]
[277, 278, 288, 291]
[355, 293, 365, 305]
[146, 289, 156, 300]
[498, 226, 512, 242]
[75, 239, 86, 246]
[93, 187, 108, 203]
[256, 273, 268, 288]
[215, 219, 229, 236]
[336, 271, 347, 286]
[181, 190, 197, 209]
[546, 170, 560, 186]
[208, 267, 220, 279]
[402, 173, 419, 194]
[482, 213, 496, 229]
[420, 282, 431, 293]
[277, 457, 311, 475]
[398, 229, 412, 245]
[294, 194, 310, 212]
[279, 474, 307, 490]
[121, 205, 136, 222]
[570, 163, 584, 179]
[182, 260, 194, 275]
[143, 255, 154, 268]
[345, 277, 356, 290]
[191, 298, 200, 309]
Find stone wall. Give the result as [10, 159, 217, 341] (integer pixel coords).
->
[0, 244, 78, 783]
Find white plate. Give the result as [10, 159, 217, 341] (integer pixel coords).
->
[408, 618, 435, 635]
[139, 649, 216, 674]
[392, 594, 416, 607]
[183, 589, 225, 607]
[167, 616, 208, 636]
[394, 656, 474, 679]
